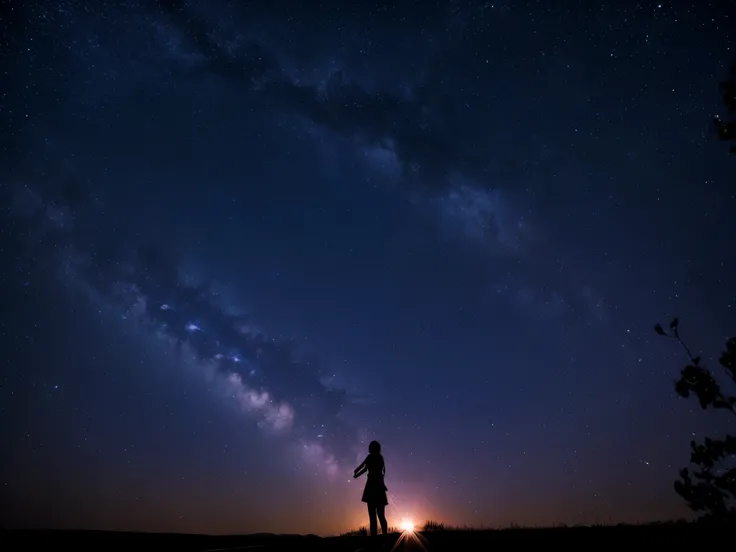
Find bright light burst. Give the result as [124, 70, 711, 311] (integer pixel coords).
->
[391, 519, 428, 552]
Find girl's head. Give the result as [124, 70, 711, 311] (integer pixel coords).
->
[368, 440, 381, 454]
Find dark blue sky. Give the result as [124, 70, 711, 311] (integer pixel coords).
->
[1, 0, 734, 536]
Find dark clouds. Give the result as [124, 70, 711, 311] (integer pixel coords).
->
[155, 0, 492, 191]
[149, 0, 621, 326]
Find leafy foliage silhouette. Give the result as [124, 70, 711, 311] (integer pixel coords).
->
[650, 60, 736, 523]
[653, 318, 736, 521]
[714, 61, 736, 153]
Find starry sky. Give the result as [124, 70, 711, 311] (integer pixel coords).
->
[1, 0, 735, 537]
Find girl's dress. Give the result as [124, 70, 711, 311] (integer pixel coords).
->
[360, 453, 389, 506]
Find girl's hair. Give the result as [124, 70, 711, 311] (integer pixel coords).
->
[369, 440, 381, 454]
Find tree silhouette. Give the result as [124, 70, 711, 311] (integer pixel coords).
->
[651, 61, 736, 522]
[654, 318, 736, 521]
[714, 61, 736, 153]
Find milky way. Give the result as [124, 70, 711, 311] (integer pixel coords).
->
[8, 181, 352, 477]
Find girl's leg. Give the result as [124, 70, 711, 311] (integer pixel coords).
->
[367, 503, 378, 537]
[376, 504, 388, 535]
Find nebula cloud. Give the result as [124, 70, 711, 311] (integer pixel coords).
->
[6, 181, 359, 477]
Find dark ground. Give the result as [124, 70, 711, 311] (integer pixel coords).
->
[0, 523, 728, 551]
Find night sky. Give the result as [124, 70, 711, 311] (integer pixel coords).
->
[1, 0, 735, 537]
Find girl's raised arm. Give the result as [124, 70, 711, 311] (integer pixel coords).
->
[353, 456, 368, 477]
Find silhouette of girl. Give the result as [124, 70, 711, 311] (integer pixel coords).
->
[353, 440, 389, 537]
